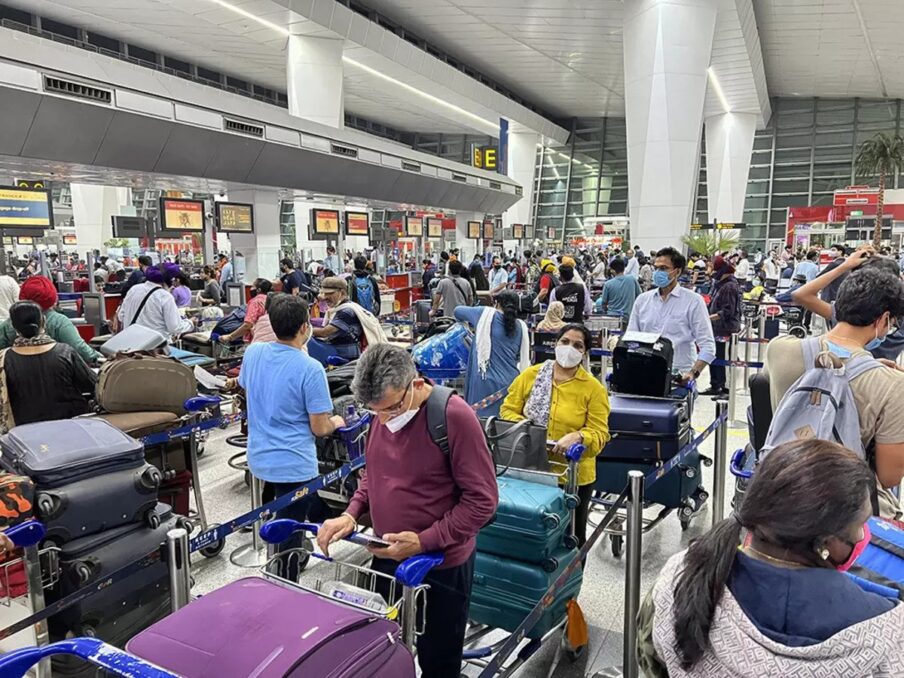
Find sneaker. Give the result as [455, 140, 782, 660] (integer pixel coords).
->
[698, 386, 724, 396]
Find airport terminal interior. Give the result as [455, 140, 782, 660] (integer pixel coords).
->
[2, 0, 904, 677]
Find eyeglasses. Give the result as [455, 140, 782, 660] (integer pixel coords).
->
[362, 381, 413, 417]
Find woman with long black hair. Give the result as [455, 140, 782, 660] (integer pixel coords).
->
[638, 439, 904, 677]
[454, 290, 529, 417]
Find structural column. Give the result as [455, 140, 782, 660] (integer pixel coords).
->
[623, 0, 717, 252]
[70, 184, 131, 254]
[287, 34, 344, 129]
[705, 112, 757, 224]
[227, 189, 281, 282]
[503, 128, 540, 254]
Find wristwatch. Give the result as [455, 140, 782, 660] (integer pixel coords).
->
[690, 368, 701, 379]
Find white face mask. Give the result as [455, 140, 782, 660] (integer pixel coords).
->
[555, 344, 583, 369]
[385, 407, 420, 433]
[300, 323, 312, 346]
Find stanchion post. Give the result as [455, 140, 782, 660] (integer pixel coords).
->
[622, 470, 645, 678]
[600, 328, 609, 375]
[743, 325, 751, 389]
[24, 544, 50, 678]
[166, 528, 191, 612]
[727, 333, 738, 425]
[229, 474, 270, 567]
[757, 311, 766, 369]
[712, 400, 729, 526]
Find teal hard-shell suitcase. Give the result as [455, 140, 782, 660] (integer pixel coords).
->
[476, 475, 575, 570]
[469, 547, 583, 639]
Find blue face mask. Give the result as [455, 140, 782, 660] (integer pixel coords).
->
[652, 270, 672, 288]
[865, 321, 890, 352]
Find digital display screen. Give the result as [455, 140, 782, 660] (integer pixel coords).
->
[0, 187, 53, 229]
[63, 234, 77, 245]
[405, 215, 423, 237]
[112, 216, 147, 239]
[427, 218, 443, 238]
[216, 202, 254, 233]
[159, 198, 205, 232]
[16, 236, 34, 245]
[467, 221, 481, 239]
[524, 224, 535, 240]
[311, 209, 340, 238]
[513, 224, 523, 239]
[345, 211, 369, 236]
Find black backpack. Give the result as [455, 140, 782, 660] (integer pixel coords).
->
[425, 385, 455, 456]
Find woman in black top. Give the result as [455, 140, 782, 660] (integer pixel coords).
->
[0, 301, 96, 430]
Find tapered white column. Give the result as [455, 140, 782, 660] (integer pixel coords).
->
[70, 184, 130, 254]
[227, 190, 281, 281]
[624, 0, 717, 251]
[503, 129, 540, 252]
[287, 34, 344, 129]
[705, 112, 757, 224]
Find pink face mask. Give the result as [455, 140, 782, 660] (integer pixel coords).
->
[835, 522, 871, 572]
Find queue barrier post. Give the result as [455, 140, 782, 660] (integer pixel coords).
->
[743, 325, 752, 388]
[727, 333, 739, 425]
[757, 312, 766, 368]
[166, 528, 191, 612]
[24, 543, 50, 678]
[229, 474, 270, 567]
[622, 470, 645, 678]
[712, 400, 729, 527]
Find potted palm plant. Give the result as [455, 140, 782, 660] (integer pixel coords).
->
[854, 132, 904, 248]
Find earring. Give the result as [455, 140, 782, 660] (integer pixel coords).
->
[819, 548, 830, 561]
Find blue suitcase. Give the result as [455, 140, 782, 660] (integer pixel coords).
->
[469, 546, 583, 639]
[595, 394, 702, 511]
[848, 517, 904, 600]
[477, 475, 575, 570]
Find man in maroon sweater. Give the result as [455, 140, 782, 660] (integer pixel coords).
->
[317, 343, 497, 677]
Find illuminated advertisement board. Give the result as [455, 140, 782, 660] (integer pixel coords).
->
[216, 202, 254, 233]
[159, 198, 205, 232]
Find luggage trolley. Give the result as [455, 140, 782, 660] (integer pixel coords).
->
[464, 422, 589, 675]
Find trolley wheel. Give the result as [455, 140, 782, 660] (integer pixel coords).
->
[196, 443, 206, 459]
[610, 534, 624, 558]
[199, 523, 226, 558]
[789, 326, 807, 339]
[563, 534, 579, 550]
[244, 469, 251, 487]
[680, 517, 692, 531]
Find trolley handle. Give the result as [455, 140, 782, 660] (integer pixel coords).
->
[730, 448, 754, 479]
[0, 638, 179, 678]
[5, 520, 45, 548]
[184, 394, 220, 412]
[259, 519, 444, 585]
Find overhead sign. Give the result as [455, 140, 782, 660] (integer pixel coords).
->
[472, 146, 499, 171]
[405, 215, 423, 237]
[482, 220, 495, 240]
[524, 224, 535, 240]
[63, 234, 78, 245]
[512, 223, 523, 240]
[216, 202, 254, 233]
[159, 198, 204, 232]
[311, 208, 340, 240]
[0, 186, 54, 229]
[14, 179, 48, 190]
[834, 185, 880, 207]
[467, 220, 481, 239]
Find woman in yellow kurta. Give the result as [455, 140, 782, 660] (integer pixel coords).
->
[501, 323, 610, 546]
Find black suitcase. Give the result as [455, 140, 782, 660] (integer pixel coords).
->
[0, 419, 146, 487]
[37, 463, 162, 545]
[610, 335, 674, 397]
[48, 503, 184, 637]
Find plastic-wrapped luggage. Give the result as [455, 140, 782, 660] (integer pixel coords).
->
[48, 503, 181, 639]
[469, 546, 583, 639]
[595, 394, 701, 509]
[411, 321, 471, 378]
[0, 419, 161, 544]
[610, 334, 674, 397]
[127, 577, 416, 677]
[477, 475, 573, 569]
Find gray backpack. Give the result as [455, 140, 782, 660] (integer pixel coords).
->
[761, 337, 882, 460]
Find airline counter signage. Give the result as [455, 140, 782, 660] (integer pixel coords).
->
[0, 187, 53, 229]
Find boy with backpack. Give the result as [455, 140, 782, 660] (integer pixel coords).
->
[348, 255, 381, 316]
[763, 266, 904, 520]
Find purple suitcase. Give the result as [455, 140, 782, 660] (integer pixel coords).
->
[126, 577, 415, 677]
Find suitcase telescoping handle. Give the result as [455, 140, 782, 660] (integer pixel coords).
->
[5, 520, 45, 549]
[260, 519, 445, 587]
[0, 638, 179, 678]
[730, 448, 754, 479]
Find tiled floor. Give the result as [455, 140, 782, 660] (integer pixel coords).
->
[189, 382, 752, 678]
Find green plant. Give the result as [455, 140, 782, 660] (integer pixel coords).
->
[680, 230, 739, 257]
[103, 238, 129, 248]
[854, 132, 904, 248]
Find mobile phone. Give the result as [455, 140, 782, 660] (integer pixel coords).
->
[347, 532, 392, 549]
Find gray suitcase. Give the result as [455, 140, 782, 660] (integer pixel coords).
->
[100, 324, 168, 357]
[37, 463, 162, 545]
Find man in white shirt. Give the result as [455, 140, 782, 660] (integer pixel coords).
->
[323, 245, 342, 277]
[735, 251, 751, 287]
[118, 265, 193, 339]
[625, 249, 640, 277]
[591, 252, 607, 284]
[627, 247, 716, 383]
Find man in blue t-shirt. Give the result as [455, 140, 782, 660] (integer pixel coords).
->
[280, 258, 312, 298]
[597, 257, 642, 324]
[238, 294, 345, 578]
[312, 276, 364, 360]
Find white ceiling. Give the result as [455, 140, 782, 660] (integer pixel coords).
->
[754, 0, 904, 99]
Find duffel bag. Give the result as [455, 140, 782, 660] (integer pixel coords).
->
[97, 354, 195, 415]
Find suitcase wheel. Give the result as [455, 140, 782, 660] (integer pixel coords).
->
[142, 466, 163, 490]
[542, 513, 561, 530]
[542, 557, 559, 573]
[146, 510, 160, 529]
[199, 523, 226, 558]
[681, 466, 697, 480]
[564, 495, 578, 511]
[35, 493, 58, 519]
[74, 561, 94, 585]
[176, 516, 194, 532]
[610, 534, 625, 558]
[563, 534, 579, 550]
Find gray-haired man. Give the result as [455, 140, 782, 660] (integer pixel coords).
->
[317, 344, 497, 677]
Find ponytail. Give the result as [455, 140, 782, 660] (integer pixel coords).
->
[496, 291, 519, 337]
[672, 517, 743, 669]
